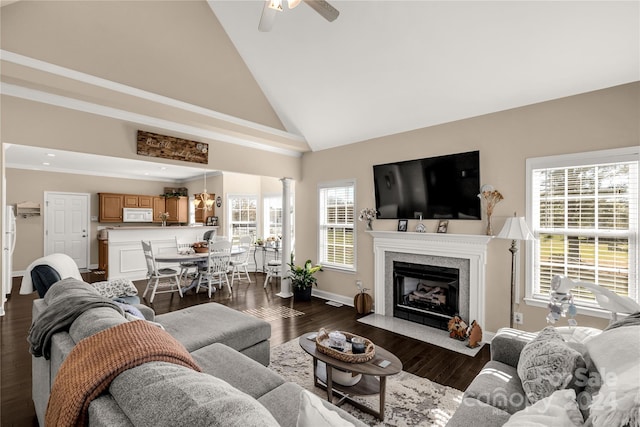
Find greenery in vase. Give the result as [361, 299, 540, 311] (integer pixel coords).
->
[286, 253, 322, 291]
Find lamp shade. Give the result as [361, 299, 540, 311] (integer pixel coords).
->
[497, 216, 534, 241]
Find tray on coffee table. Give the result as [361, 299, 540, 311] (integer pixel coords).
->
[315, 328, 375, 363]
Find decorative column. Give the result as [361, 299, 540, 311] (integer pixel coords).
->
[277, 177, 293, 298]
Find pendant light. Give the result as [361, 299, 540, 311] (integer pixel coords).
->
[194, 170, 214, 212]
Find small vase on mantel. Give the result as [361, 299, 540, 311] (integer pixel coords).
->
[366, 219, 373, 231]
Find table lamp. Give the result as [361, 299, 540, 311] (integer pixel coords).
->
[497, 213, 535, 328]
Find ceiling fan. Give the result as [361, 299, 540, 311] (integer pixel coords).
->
[259, 0, 339, 32]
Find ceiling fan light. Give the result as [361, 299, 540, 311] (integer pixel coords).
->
[268, 0, 283, 11]
[288, 0, 302, 9]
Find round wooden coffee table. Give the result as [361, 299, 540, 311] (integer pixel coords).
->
[298, 332, 402, 420]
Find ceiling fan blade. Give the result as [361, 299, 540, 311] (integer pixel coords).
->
[304, 0, 339, 22]
[259, 1, 278, 32]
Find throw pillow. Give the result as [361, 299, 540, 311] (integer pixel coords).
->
[517, 326, 586, 404]
[90, 278, 138, 299]
[585, 325, 640, 427]
[296, 390, 354, 427]
[111, 362, 280, 427]
[504, 389, 584, 427]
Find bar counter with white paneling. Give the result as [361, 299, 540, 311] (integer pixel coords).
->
[106, 226, 218, 280]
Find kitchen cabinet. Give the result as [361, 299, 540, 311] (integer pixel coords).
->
[99, 193, 124, 222]
[165, 196, 188, 223]
[138, 196, 153, 208]
[124, 194, 153, 208]
[152, 197, 166, 223]
[123, 195, 139, 208]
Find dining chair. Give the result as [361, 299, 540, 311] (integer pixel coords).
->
[263, 259, 282, 288]
[196, 240, 232, 297]
[141, 240, 182, 303]
[175, 237, 198, 285]
[230, 235, 253, 287]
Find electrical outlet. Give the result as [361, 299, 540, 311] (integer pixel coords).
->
[356, 280, 363, 290]
[513, 312, 524, 325]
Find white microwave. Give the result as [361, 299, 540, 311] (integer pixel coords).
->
[122, 208, 154, 223]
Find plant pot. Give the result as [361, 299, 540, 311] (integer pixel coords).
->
[293, 286, 312, 302]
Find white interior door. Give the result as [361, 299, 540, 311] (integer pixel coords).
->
[45, 192, 90, 269]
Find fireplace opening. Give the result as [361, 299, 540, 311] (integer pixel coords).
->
[393, 261, 460, 331]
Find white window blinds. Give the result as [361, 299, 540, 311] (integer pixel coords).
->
[318, 182, 355, 270]
[529, 148, 638, 305]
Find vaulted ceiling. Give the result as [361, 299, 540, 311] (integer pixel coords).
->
[1, 1, 638, 179]
[208, 1, 639, 151]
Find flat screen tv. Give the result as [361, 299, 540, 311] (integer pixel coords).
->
[373, 150, 481, 220]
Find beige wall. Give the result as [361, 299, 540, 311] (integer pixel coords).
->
[1, 97, 302, 181]
[5, 168, 176, 269]
[294, 82, 639, 333]
[1, 0, 283, 130]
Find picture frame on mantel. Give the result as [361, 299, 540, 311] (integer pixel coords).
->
[437, 220, 449, 233]
[397, 219, 408, 232]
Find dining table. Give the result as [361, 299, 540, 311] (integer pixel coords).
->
[154, 247, 246, 293]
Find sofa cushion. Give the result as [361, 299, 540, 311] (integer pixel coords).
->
[585, 325, 640, 427]
[87, 396, 134, 427]
[517, 327, 585, 404]
[191, 343, 285, 399]
[110, 361, 280, 427]
[445, 396, 512, 427]
[68, 307, 129, 343]
[156, 302, 270, 352]
[503, 389, 584, 427]
[463, 360, 527, 414]
[297, 390, 354, 427]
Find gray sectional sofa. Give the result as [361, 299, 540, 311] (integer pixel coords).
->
[30, 278, 366, 426]
[447, 321, 640, 427]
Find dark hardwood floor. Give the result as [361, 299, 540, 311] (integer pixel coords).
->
[1, 272, 490, 426]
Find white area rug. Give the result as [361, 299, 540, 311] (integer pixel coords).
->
[243, 306, 305, 321]
[357, 314, 485, 357]
[270, 339, 463, 426]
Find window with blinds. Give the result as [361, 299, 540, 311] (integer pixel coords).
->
[527, 148, 639, 306]
[228, 195, 258, 239]
[318, 181, 355, 271]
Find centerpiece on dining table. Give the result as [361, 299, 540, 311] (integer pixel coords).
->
[192, 241, 209, 253]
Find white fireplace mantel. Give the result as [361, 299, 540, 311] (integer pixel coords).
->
[367, 231, 492, 328]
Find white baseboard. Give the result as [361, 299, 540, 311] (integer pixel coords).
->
[311, 288, 355, 308]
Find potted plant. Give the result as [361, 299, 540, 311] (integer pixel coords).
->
[287, 254, 322, 302]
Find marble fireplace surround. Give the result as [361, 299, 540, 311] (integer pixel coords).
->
[367, 231, 492, 329]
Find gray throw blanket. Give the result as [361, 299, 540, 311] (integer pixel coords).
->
[28, 290, 124, 360]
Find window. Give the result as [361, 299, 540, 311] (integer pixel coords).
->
[318, 181, 355, 271]
[526, 147, 639, 310]
[264, 195, 283, 238]
[228, 195, 257, 240]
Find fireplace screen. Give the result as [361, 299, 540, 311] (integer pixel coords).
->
[393, 261, 460, 330]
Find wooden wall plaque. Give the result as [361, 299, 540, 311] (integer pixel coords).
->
[137, 130, 208, 164]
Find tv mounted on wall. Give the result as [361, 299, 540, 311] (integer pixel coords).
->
[373, 150, 481, 220]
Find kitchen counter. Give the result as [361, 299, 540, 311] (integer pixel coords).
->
[105, 226, 219, 280]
